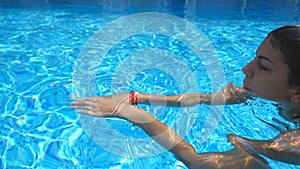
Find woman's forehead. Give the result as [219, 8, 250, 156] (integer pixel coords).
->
[256, 38, 286, 64]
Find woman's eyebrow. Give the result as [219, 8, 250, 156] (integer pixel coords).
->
[258, 55, 274, 65]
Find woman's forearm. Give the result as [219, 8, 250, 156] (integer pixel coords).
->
[136, 82, 249, 106]
[132, 108, 200, 166]
[137, 92, 211, 107]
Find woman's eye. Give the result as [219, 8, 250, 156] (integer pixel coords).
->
[255, 57, 269, 71]
[258, 63, 269, 71]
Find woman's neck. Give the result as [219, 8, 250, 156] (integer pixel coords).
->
[279, 101, 300, 125]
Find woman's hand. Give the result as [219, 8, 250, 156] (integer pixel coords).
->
[211, 82, 251, 104]
[70, 93, 136, 120]
[70, 93, 157, 124]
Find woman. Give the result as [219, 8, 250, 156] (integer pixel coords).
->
[70, 25, 300, 168]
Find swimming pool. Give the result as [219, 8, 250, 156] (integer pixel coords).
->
[0, 0, 300, 168]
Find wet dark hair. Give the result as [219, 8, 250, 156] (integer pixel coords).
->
[268, 25, 300, 87]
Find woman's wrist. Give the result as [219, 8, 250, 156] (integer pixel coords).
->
[129, 91, 139, 105]
[129, 91, 151, 105]
[126, 91, 155, 124]
[135, 92, 147, 104]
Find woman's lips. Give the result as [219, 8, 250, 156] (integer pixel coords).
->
[243, 84, 251, 91]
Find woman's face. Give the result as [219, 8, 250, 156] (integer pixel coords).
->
[242, 37, 293, 101]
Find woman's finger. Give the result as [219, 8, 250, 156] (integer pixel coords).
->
[70, 99, 97, 107]
[75, 109, 99, 116]
[74, 97, 99, 103]
[74, 109, 88, 114]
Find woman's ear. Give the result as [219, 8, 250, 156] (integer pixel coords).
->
[290, 86, 300, 102]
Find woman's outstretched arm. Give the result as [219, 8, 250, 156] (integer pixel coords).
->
[69, 93, 269, 169]
[69, 93, 200, 167]
[137, 82, 250, 106]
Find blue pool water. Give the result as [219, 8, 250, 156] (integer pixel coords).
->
[1, 0, 300, 168]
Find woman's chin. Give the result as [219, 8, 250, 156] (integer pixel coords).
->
[243, 88, 260, 99]
[247, 91, 257, 98]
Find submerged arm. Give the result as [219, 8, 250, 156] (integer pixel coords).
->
[134, 108, 201, 167]
[70, 94, 269, 168]
[239, 129, 300, 165]
[137, 82, 250, 106]
[137, 92, 211, 106]
[70, 95, 201, 167]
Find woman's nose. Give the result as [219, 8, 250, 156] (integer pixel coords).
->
[242, 62, 254, 79]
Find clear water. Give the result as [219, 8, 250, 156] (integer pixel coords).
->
[0, 0, 300, 168]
